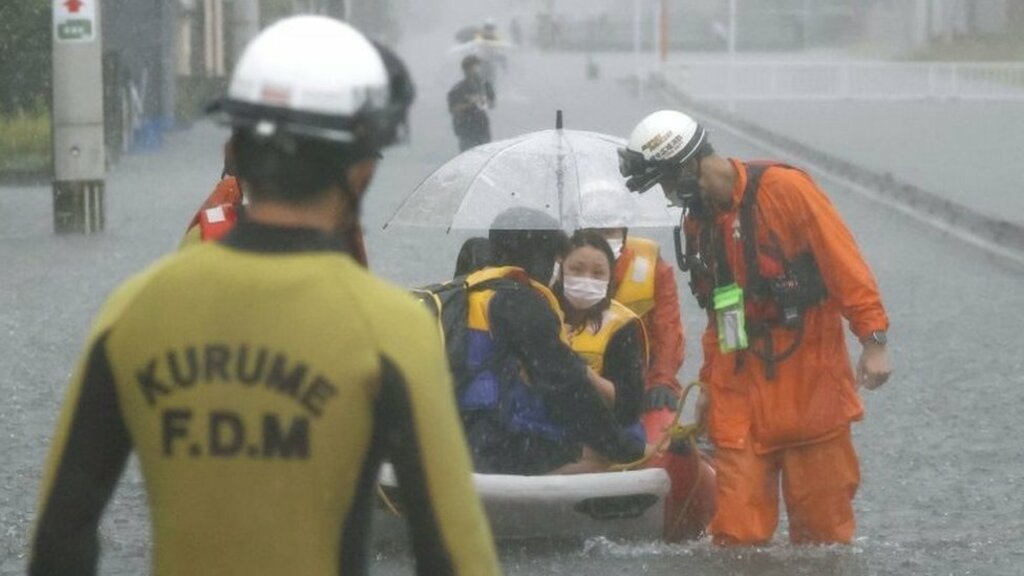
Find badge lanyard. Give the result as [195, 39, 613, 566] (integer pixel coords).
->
[712, 215, 749, 353]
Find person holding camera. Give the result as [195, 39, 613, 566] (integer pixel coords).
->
[447, 55, 495, 152]
[619, 110, 891, 546]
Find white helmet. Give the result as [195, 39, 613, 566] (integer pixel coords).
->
[214, 16, 406, 149]
[618, 110, 709, 193]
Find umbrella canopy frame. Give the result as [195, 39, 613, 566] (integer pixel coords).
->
[385, 121, 681, 233]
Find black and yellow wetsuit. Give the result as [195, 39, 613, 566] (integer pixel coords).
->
[30, 220, 500, 576]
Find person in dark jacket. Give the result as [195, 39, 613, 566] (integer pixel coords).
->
[447, 55, 495, 152]
[456, 208, 647, 475]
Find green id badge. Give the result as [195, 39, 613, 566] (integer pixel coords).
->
[714, 283, 748, 353]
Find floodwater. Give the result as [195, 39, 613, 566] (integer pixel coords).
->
[3, 24, 1024, 576]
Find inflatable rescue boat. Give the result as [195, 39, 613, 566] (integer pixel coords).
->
[374, 405, 715, 543]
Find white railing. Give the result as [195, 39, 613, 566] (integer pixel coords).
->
[661, 61, 1024, 101]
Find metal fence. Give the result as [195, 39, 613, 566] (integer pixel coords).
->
[661, 61, 1024, 101]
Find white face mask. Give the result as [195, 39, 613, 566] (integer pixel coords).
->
[605, 238, 624, 260]
[563, 275, 609, 310]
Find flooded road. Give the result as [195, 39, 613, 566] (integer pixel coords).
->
[3, 28, 1024, 576]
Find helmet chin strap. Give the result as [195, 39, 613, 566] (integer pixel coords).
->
[336, 175, 369, 267]
[676, 158, 709, 219]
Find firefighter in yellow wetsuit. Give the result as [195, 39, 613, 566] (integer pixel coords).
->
[30, 17, 499, 576]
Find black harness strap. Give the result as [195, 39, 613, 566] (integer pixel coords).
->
[723, 163, 802, 380]
[682, 162, 826, 379]
[701, 163, 776, 298]
[740, 164, 769, 297]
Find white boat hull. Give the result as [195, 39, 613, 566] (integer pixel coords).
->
[373, 465, 670, 543]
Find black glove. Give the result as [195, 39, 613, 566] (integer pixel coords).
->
[644, 384, 679, 411]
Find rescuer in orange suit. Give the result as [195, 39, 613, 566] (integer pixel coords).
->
[619, 110, 891, 546]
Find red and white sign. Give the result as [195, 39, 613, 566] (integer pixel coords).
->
[54, 0, 96, 43]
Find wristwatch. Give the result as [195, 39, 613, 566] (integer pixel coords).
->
[861, 331, 888, 346]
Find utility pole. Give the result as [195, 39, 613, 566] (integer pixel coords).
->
[52, 0, 106, 233]
[204, 0, 226, 77]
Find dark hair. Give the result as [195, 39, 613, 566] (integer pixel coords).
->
[555, 230, 616, 332]
[461, 55, 482, 73]
[488, 208, 568, 285]
[454, 237, 491, 278]
[233, 128, 366, 204]
[489, 228, 568, 285]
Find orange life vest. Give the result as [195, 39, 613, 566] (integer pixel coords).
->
[613, 237, 659, 317]
[198, 203, 240, 242]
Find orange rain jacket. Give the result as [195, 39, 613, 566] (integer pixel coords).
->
[699, 160, 888, 454]
[613, 239, 686, 394]
[180, 176, 370, 266]
[185, 176, 243, 233]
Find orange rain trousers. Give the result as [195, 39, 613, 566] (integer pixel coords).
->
[710, 428, 860, 545]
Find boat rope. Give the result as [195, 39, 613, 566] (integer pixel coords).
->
[609, 380, 709, 540]
[377, 484, 402, 517]
[608, 380, 706, 472]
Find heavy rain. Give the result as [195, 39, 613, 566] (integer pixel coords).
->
[2, 0, 1023, 574]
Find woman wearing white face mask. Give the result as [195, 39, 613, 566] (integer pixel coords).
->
[552, 231, 649, 472]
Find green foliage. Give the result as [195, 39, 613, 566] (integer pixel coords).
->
[0, 0, 52, 117]
[0, 106, 52, 175]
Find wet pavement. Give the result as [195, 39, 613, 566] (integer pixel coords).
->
[659, 58, 1024, 225]
[3, 30, 1024, 576]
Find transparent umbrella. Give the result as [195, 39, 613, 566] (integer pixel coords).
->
[385, 118, 680, 231]
[447, 36, 516, 56]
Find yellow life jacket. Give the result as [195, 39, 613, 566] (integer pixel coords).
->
[459, 266, 571, 443]
[570, 300, 647, 375]
[614, 236, 659, 317]
[466, 266, 568, 343]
